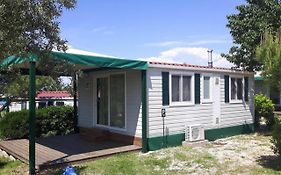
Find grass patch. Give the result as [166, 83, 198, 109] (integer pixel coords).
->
[74, 153, 170, 175]
[41, 134, 281, 175]
[0, 156, 25, 175]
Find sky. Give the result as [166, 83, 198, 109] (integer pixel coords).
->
[59, 0, 245, 68]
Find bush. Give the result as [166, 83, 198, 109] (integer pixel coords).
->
[0, 110, 29, 139]
[255, 94, 275, 130]
[0, 106, 75, 139]
[271, 118, 281, 157]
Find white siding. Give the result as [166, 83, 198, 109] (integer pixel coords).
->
[78, 69, 142, 137]
[78, 75, 94, 127]
[219, 74, 254, 127]
[147, 68, 213, 138]
[147, 68, 254, 138]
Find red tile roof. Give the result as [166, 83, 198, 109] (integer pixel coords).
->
[149, 61, 234, 71]
[37, 91, 72, 98]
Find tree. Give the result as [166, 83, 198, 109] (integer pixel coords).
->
[256, 29, 281, 89]
[222, 0, 281, 71]
[0, 0, 76, 98]
[0, 75, 65, 99]
[0, 0, 76, 59]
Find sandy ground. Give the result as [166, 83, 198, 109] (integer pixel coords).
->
[144, 133, 281, 175]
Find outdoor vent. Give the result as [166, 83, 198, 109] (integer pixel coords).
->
[185, 125, 205, 142]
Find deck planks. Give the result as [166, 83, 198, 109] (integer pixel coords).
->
[0, 134, 141, 170]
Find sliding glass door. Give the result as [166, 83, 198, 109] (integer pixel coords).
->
[97, 77, 109, 126]
[110, 74, 125, 128]
[96, 74, 125, 129]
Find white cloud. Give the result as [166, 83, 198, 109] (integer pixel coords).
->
[144, 39, 231, 48]
[146, 47, 234, 68]
[186, 39, 232, 46]
[91, 26, 107, 33]
[144, 41, 183, 47]
[90, 26, 114, 35]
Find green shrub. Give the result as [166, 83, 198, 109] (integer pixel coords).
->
[0, 110, 29, 139]
[255, 94, 275, 130]
[0, 106, 75, 139]
[271, 118, 281, 157]
[37, 106, 75, 137]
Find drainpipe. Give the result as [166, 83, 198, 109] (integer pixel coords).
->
[141, 70, 148, 153]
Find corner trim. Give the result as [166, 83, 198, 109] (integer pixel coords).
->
[141, 70, 148, 152]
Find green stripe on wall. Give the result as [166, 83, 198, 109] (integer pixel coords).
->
[147, 123, 254, 151]
[205, 123, 254, 141]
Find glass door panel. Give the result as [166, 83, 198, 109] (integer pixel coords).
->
[97, 77, 109, 126]
[110, 74, 125, 128]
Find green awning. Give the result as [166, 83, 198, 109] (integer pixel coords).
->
[255, 76, 264, 81]
[0, 51, 148, 70]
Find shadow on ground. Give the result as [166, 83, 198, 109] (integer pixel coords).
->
[257, 155, 281, 171]
[0, 160, 8, 169]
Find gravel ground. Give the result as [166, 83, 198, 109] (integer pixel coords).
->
[143, 133, 281, 175]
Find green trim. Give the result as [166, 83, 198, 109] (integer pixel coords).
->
[162, 72, 169, 106]
[255, 76, 263, 81]
[205, 123, 254, 141]
[0, 51, 148, 70]
[194, 74, 201, 104]
[148, 133, 185, 151]
[29, 61, 36, 175]
[224, 75, 229, 103]
[147, 123, 254, 151]
[73, 73, 79, 133]
[141, 70, 148, 153]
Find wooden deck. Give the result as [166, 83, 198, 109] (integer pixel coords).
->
[0, 134, 141, 170]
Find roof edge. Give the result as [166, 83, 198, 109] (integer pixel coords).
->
[148, 61, 254, 75]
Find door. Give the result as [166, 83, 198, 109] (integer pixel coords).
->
[213, 74, 221, 125]
[110, 74, 125, 128]
[96, 74, 126, 129]
[97, 77, 109, 126]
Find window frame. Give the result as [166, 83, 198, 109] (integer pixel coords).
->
[229, 75, 244, 103]
[94, 72, 127, 131]
[169, 71, 194, 106]
[201, 74, 213, 103]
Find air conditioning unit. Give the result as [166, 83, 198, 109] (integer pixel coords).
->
[185, 125, 205, 142]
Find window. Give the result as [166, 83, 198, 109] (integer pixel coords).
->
[230, 77, 243, 101]
[171, 74, 192, 103]
[182, 76, 191, 101]
[203, 76, 210, 100]
[172, 75, 180, 102]
[38, 101, 47, 109]
[56, 101, 64, 106]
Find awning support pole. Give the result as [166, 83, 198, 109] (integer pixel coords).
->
[73, 73, 78, 133]
[29, 61, 36, 175]
[141, 70, 148, 152]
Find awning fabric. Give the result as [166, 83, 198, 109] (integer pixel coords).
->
[0, 51, 148, 70]
[255, 76, 263, 81]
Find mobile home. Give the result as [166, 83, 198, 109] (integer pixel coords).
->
[78, 61, 255, 151]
